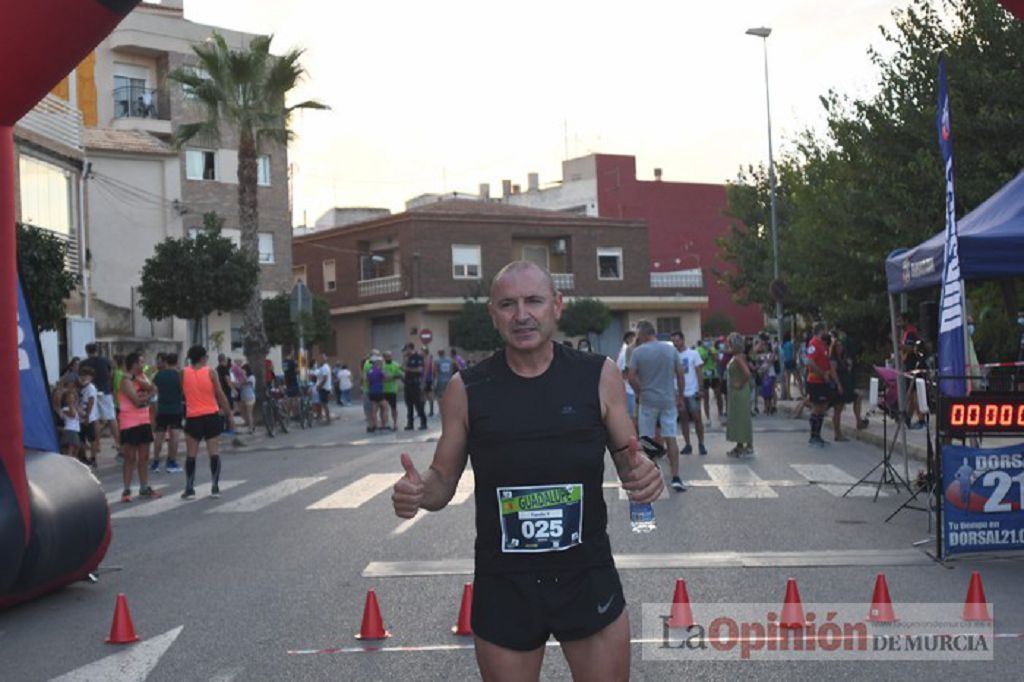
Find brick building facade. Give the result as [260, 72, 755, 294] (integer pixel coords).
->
[293, 200, 707, 375]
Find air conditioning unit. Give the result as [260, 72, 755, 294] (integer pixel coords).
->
[552, 238, 567, 255]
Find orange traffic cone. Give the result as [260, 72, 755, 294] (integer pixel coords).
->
[355, 590, 391, 640]
[667, 579, 694, 628]
[867, 573, 897, 623]
[106, 593, 140, 644]
[779, 578, 805, 629]
[962, 571, 992, 622]
[452, 583, 473, 636]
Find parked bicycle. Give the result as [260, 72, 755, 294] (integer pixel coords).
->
[262, 385, 290, 437]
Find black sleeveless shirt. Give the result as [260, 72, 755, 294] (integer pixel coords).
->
[462, 342, 612, 575]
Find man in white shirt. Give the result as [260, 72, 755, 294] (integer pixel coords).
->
[315, 354, 332, 424]
[616, 331, 637, 425]
[671, 331, 706, 455]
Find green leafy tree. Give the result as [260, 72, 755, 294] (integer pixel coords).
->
[16, 223, 77, 333]
[719, 0, 1024, 357]
[558, 298, 612, 343]
[169, 32, 327, 403]
[702, 311, 736, 338]
[453, 300, 503, 351]
[262, 292, 332, 351]
[138, 213, 258, 345]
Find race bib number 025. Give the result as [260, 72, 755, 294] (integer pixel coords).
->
[497, 483, 583, 553]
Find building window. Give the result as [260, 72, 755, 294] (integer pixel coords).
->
[452, 244, 481, 279]
[293, 265, 307, 285]
[323, 259, 336, 292]
[597, 247, 623, 280]
[656, 317, 680, 337]
[257, 155, 271, 186]
[185, 149, 216, 181]
[18, 155, 71, 235]
[258, 233, 274, 264]
[230, 325, 244, 351]
[359, 253, 392, 280]
[521, 245, 549, 269]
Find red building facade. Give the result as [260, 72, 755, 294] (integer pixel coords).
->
[590, 154, 763, 334]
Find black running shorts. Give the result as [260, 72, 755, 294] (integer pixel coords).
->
[185, 413, 223, 441]
[121, 424, 154, 446]
[384, 393, 397, 410]
[808, 382, 831, 405]
[471, 565, 625, 651]
[155, 412, 183, 432]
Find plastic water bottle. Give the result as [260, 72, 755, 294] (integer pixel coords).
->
[630, 501, 656, 533]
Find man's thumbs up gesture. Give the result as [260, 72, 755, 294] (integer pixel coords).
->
[619, 436, 664, 503]
[392, 452, 425, 518]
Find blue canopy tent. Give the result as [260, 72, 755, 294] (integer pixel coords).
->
[886, 170, 1024, 294]
[878, 170, 1024, 478]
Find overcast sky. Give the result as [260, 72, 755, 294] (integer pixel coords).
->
[182, 0, 910, 224]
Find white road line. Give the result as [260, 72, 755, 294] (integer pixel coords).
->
[362, 548, 931, 577]
[390, 471, 476, 536]
[608, 482, 671, 501]
[112, 481, 245, 519]
[307, 473, 396, 510]
[208, 477, 326, 513]
[790, 463, 889, 497]
[703, 464, 779, 498]
[105, 484, 167, 505]
[50, 626, 183, 682]
[450, 470, 475, 505]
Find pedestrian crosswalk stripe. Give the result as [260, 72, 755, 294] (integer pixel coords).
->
[111, 480, 245, 519]
[790, 463, 890, 497]
[105, 484, 168, 506]
[390, 471, 476, 536]
[703, 464, 780, 498]
[208, 477, 327, 513]
[307, 473, 396, 510]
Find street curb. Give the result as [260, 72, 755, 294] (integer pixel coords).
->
[777, 400, 929, 463]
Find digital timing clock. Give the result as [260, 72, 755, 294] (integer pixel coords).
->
[941, 394, 1024, 436]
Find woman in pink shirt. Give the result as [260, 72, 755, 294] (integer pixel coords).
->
[119, 352, 161, 503]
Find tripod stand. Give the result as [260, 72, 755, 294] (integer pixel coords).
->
[843, 406, 913, 501]
[885, 413, 937, 525]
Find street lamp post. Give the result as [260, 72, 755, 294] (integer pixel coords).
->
[746, 26, 784, 340]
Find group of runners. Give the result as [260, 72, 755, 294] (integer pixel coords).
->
[52, 343, 233, 503]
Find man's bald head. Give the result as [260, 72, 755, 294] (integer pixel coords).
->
[490, 260, 558, 300]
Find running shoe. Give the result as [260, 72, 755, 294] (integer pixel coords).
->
[139, 486, 162, 499]
[670, 477, 687, 492]
[150, 460, 160, 473]
[680, 444, 693, 455]
[698, 443, 708, 456]
[211, 484, 220, 498]
[181, 489, 196, 500]
[740, 447, 755, 458]
[166, 461, 183, 473]
[120, 490, 132, 503]
[809, 437, 828, 448]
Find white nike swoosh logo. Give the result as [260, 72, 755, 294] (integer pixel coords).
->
[597, 594, 616, 614]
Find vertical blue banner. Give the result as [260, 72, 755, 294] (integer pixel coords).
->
[17, 277, 58, 452]
[936, 57, 967, 397]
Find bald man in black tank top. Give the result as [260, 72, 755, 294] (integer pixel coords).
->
[393, 261, 663, 681]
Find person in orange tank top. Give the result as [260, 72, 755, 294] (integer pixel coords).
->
[181, 345, 234, 499]
[118, 352, 160, 503]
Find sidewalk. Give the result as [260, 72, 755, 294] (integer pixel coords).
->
[775, 395, 933, 462]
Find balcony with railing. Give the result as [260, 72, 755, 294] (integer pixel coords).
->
[551, 272, 575, 291]
[650, 269, 703, 290]
[357, 275, 403, 298]
[112, 87, 172, 134]
[16, 93, 83, 151]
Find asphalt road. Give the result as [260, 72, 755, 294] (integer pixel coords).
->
[2, 406, 1022, 681]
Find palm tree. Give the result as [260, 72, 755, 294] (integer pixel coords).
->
[169, 32, 326, 410]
